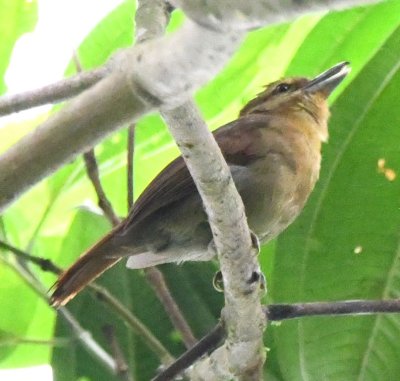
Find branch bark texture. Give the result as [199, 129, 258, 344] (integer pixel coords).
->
[161, 100, 265, 380]
[171, 0, 379, 31]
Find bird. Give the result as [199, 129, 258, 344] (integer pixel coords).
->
[50, 62, 350, 307]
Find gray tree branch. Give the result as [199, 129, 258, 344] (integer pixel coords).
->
[161, 100, 265, 380]
[0, 67, 108, 116]
[0, 70, 151, 212]
[154, 299, 400, 380]
[170, 0, 378, 31]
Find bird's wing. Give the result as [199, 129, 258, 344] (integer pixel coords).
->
[122, 154, 194, 229]
[123, 114, 270, 229]
[213, 114, 270, 166]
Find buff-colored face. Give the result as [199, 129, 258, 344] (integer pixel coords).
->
[239, 62, 350, 142]
[239, 77, 331, 142]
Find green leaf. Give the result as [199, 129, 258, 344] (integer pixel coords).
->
[0, 257, 54, 368]
[66, 0, 135, 74]
[161, 262, 223, 337]
[270, 17, 400, 381]
[285, 0, 400, 98]
[197, 14, 322, 125]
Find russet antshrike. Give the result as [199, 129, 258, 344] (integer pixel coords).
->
[51, 62, 350, 307]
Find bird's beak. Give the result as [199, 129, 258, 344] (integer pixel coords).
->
[303, 62, 351, 97]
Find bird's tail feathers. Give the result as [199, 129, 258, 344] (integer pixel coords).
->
[50, 227, 123, 307]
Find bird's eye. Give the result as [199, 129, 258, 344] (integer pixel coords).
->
[275, 83, 291, 93]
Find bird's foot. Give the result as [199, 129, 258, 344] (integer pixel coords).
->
[246, 269, 267, 294]
[213, 269, 266, 294]
[213, 270, 224, 292]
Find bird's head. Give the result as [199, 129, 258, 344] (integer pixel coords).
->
[240, 62, 351, 142]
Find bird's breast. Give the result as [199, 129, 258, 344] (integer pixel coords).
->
[240, 128, 322, 243]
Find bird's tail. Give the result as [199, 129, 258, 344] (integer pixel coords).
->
[50, 225, 123, 307]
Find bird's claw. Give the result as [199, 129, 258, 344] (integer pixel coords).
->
[213, 269, 266, 294]
[246, 270, 267, 294]
[213, 270, 224, 293]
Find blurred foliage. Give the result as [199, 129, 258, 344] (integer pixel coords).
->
[0, 0, 400, 380]
[0, 0, 37, 95]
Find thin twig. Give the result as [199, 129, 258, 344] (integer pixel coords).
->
[144, 267, 197, 348]
[103, 324, 134, 381]
[266, 300, 400, 321]
[0, 67, 108, 116]
[152, 323, 225, 381]
[127, 124, 135, 210]
[91, 283, 174, 364]
[0, 240, 62, 274]
[72, 53, 121, 227]
[26, 202, 53, 253]
[0, 336, 71, 347]
[83, 150, 121, 226]
[58, 305, 117, 372]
